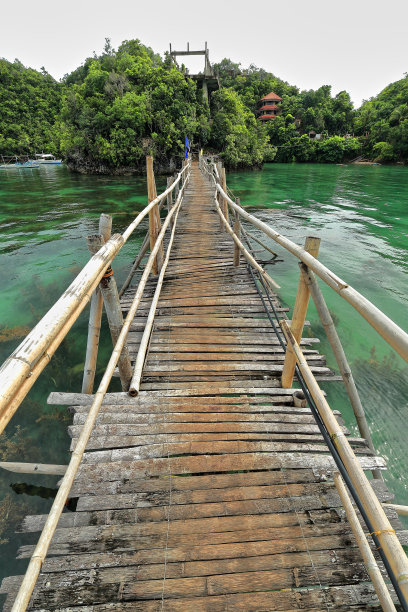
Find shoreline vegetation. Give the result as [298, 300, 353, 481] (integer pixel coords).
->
[1, 38, 408, 173]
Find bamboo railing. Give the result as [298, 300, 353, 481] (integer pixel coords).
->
[200, 154, 408, 606]
[0, 159, 190, 436]
[8, 159, 191, 611]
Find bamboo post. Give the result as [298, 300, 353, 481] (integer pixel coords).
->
[86, 235, 133, 391]
[82, 214, 112, 394]
[233, 199, 241, 267]
[280, 319, 408, 604]
[300, 264, 382, 480]
[166, 176, 173, 220]
[221, 167, 229, 227]
[281, 236, 320, 388]
[334, 473, 396, 612]
[146, 156, 163, 274]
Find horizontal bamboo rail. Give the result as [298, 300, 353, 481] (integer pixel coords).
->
[280, 319, 408, 603]
[11, 166, 190, 612]
[0, 163, 189, 435]
[129, 176, 189, 396]
[0, 462, 67, 475]
[204, 162, 408, 362]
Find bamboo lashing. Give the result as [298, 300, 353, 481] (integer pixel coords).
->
[10, 166, 191, 612]
[280, 319, 408, 602]
[334, 473, 397, 612]
[0, 163, 189, 434]
[209, 170, 408, 362]
[282, 237, 320, 388]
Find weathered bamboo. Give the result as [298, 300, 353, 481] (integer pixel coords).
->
[214, 192, 280, 290]
[129, 194, 184, 396]
[166, 176, 173, 221]
[301, 264, 382, 479]
[87, 235, 133, 391]
[82, 214, 112, 394]
[0, 234, 124, 428]
[334, 473, 396, 612]
[383, 504, 408, 516]
[147, 155, 163, 274]
[221, 167, 229, 226]
[280, 319, 408, 603]
[0, 164, 188, 433]
[10, 169, 190, 612]
[282, 236, 321, 388]
[233, 215, 241, 267]
[0, 462, 67, 476]
[211, 180, 408, 362]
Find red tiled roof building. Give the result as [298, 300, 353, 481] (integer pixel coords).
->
[258, 92, 282, 121]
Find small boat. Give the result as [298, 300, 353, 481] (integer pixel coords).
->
[0, 156, 39, 169]
[31, 153, 62, 165]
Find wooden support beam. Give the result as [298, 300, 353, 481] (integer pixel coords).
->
[82, 214, 112, 394]
[282, 236, 320, 388]
[86, 235, 133, 391]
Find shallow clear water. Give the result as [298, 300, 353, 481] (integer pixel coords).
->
[0, 163, 407, 588]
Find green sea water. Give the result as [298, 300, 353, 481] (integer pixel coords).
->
[0, 163, 407, 590]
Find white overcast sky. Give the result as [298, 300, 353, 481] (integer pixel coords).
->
[1, 0, 407, 108]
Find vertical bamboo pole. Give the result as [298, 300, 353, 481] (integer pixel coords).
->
[146, 156, 163, 274]
[301, 264, 382, 480]
[282, 236, 320, 388]
[86, 235, 133, 391]
[82, 214, 112, 394]
[221, 167, 229, 227]
[333, 473, 396, 612]
[233, 199, 241, 267]
[166, 176, 173, 221]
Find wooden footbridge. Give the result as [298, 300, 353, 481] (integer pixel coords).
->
[1, 157, 408, 610]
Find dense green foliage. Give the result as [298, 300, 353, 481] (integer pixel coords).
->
[354, 75, 408, 162]
[1, 41, 407, 170]
[0, 59, 62, 154]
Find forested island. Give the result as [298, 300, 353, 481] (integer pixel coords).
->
[1, 38, 408, 171]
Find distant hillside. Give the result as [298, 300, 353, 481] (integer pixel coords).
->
[0, 59, 62, 155]
[355, 75, 408, 162]
[0, 41, 406, 170]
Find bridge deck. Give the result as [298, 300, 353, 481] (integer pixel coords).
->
[1, 163, 401, 610]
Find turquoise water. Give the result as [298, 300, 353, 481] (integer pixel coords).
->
[0, 163, 407, 590]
